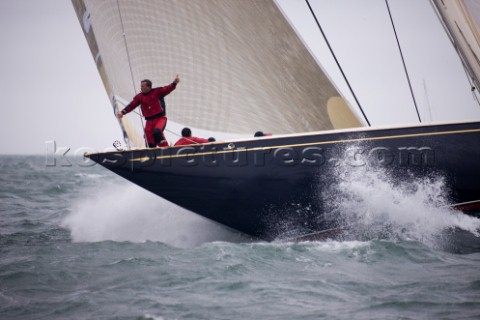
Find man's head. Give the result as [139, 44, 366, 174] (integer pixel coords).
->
[140, 79, 153, 93]
[181, 127, 192, 137]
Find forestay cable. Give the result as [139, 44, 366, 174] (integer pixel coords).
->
[385, 0, 422, 123]
[305, 0, 371, 126]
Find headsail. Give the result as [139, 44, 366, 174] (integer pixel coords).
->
[71, 0, 363, 146]
[71, 0, 145, 148]
[432, 0, 480, 91]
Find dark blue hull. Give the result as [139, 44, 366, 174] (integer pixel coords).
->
[86, 121, 480, 240]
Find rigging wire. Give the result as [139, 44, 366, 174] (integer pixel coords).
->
[385, 0, 422, 123]
[428, 0, 480, 107]
[461, 60, 480, 106]
[116, 0, 136, 94]
[116, 0, 148, 147]
[164, 127, 181, 139]
[422, 80, 433, 121]
[163, 127, 206, 146]
[467, 72, 480, 106]
[305, 0, 371, 127]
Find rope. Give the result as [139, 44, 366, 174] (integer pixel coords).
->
[164, 127, 198, 145]
[385, 0, 422, 123]
[305, 0, 371, 126]
[164, 127, 181, 138]
[164, 127, 212, 146]
[116, 0, 148, 147]
[429, 0, 480, 108]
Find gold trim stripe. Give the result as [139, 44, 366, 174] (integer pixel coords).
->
[450, 199, 480, 207]
[129, 127, 480, 162]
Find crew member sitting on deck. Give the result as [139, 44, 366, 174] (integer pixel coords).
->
[174, 127, 210, 146]
[117, 75, 180, 148]
[254, 131, 272, 137]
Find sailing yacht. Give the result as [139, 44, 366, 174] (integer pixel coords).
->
[72, 0, 480, 240]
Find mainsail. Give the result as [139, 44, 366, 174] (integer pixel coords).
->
[71, 0, 362, 148]
[432, 0, 480, 92]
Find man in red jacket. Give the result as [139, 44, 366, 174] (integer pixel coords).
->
[174, 127, 210, 146]
[117, 75, 180, 147]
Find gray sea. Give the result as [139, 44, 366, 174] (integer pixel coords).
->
[1, 155, 480, 320]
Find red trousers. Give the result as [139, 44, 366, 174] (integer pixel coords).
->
[144, 116, 168, 147]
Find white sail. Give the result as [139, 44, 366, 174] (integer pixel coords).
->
[72, 0, 145, 148]
[71, 0, 362, 148]
[432, 0, 480, 91]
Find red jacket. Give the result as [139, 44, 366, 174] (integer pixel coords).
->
[122, 83, 176, 118]
[174, 136, 209, 146]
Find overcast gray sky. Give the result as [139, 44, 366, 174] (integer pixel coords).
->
[0, 0, 118, 155]
[277, 0, 480, 125]
[1, 0, 479, 155]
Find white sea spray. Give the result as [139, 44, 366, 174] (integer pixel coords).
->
[321, 143, 480, 246]
[62, 180, 244, 247]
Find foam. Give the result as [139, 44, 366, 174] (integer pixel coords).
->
[321, 147, 480, 246]
[62, 180, 244, 247]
